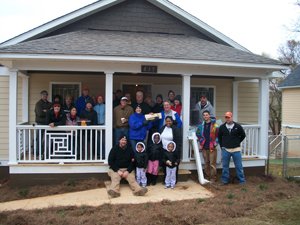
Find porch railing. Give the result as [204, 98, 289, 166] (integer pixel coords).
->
[189, 125, 260, 160]
[16, 125, 106, 163]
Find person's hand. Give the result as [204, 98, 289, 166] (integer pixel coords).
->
[122, 171, 129, 178]
[49, 123, 55, 128]
[117, 170, 123, 177]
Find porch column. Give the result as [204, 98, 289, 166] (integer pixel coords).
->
[259, 77, 269, 158]
[181, 74, 191, 162]
[105, 72, 114, 163]
[9, 69, 18, 164]
[232, 80, 239, 121]
[21, 74, 29, 123]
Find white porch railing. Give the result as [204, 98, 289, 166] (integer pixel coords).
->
[16, 125, 106, 163]
[189, 125, 260, 160]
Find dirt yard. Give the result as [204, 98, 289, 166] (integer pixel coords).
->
[0, 175, 299, 225]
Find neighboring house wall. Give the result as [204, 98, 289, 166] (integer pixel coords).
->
[282, 88, 300, 126]
[238, 81, 259, 124]
[45, 0, 214, 42]
[0, 76, 9, 161]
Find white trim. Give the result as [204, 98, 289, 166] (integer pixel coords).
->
[0, 161, 9, 166]
[182, 74, 191, 162]
[9, 69, 18, 165]
[0, 54, 287, 70]
[282, 124, 300, 129]
[105, 72, 114, 163]
[21, 75, 29, 123]
[279, 86, 300, 90]
[0, 0, 123, 47]
[9, 164, 109, 174]
[180, 158, 266, 170]
[0, 66, 9, 76]
[233, 81, 238, 121]
[258, 78, 269, 158]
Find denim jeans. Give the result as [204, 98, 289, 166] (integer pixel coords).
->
[114, 127, 129, 145]
[221, 148, 245, 184]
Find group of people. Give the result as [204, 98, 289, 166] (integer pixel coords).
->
[35, 87, 247, 197]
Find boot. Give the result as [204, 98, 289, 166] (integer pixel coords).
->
[151, 175, 158, 185]
[146, 173, 151, 186]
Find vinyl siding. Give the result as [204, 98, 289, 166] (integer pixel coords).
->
[238, 82, 259, 124]
[0, 76, 9, 160]
[282, 89, 300, 126]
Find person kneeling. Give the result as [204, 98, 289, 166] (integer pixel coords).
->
[107, 136, 148, 198]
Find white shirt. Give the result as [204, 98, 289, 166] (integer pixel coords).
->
[160, 126, 173, 149]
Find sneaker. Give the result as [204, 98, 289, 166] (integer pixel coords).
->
[171, 186, 175, 189]
[134, 187, 148, 196]
[107, 189, 120, 198]
[165, 185, 170, 189]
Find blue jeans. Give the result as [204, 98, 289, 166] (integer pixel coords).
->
[114, 127, 129, 145]
[221, 148, 245, 184]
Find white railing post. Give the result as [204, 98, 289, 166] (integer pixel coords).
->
[105, 72, 113, 163]
[182, 74, 191, 162]
[9, 69, 18, 164]
[233, 80, 239, 121]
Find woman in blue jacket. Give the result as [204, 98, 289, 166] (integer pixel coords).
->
[129, 105, 152, 153]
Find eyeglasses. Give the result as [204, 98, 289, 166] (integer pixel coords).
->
[225, 116, 231, 119]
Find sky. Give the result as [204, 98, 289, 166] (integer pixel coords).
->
[0, 0, 299, 59]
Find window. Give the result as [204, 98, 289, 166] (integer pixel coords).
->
[190, 86, 215, 125]
[50, 82, 81, 103]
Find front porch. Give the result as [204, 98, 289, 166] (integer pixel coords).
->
[10, 123, 264, 174]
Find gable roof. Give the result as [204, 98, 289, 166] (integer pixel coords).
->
[0, 0, 247, 51]
[0, 30, 282, 68]
[279, 65, 300, 89]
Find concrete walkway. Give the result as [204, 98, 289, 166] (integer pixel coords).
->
[0, 180, 213, 211]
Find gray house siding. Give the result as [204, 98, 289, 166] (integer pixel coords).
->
[45, 0, 215, 42]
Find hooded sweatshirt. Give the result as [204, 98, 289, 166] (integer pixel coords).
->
[163, 141, 179, 168]
[134, 142, 148, 169]
[147, 132, 163, 161]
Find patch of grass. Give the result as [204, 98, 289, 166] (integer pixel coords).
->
[196, 198, 205, 203]
[226, 192, 235, 199]
[258, 183, 268, 191]
[241, 187, 248, 193]
[18, 188, 29, 197]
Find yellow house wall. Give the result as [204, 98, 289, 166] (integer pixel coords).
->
[238, 81, 259, 124]
[0, 76, 9, 160]
[282, 88, 300, 126]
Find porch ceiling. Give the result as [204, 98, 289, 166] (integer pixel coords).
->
[0, 30, 282, 67]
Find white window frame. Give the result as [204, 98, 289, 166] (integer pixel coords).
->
[49, 82, 82, 102]
[190, 85, 216, 115]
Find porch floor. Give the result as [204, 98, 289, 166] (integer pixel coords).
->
[0, 180, 213, 211]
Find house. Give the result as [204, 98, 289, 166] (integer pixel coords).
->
[0, 0, 287, 184]
[278, 65, 300, 158]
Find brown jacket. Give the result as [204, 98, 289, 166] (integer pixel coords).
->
[113, 105, 133, 128]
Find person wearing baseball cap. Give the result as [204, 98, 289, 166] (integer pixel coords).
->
[218, 111, 246, 185]
[113, 96, 134, 145]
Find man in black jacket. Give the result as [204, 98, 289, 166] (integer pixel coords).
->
[218, 112, 246, 185]
[107, 136, 148, 198]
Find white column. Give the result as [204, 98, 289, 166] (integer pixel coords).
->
[105, 72, 114, 163]
[181, 74, 191, 162]
[232, 80, 239, 121]
[22, 75, 29, 123]
[259, 77, 269, 158]
[9, 69, 18, 164]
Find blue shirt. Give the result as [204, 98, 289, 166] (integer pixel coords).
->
[94, 103, 105, 125]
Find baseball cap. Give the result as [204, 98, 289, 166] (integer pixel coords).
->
[120, 96, 128, 101]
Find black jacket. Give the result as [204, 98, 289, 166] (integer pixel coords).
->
[46, 109, 66, 126]
[108, 144, 134, 173]
[218, 122, 246, 148]
[163, 150, 179, 168]
[147, 143, 163, 161]
[135, 151, 148, 169]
